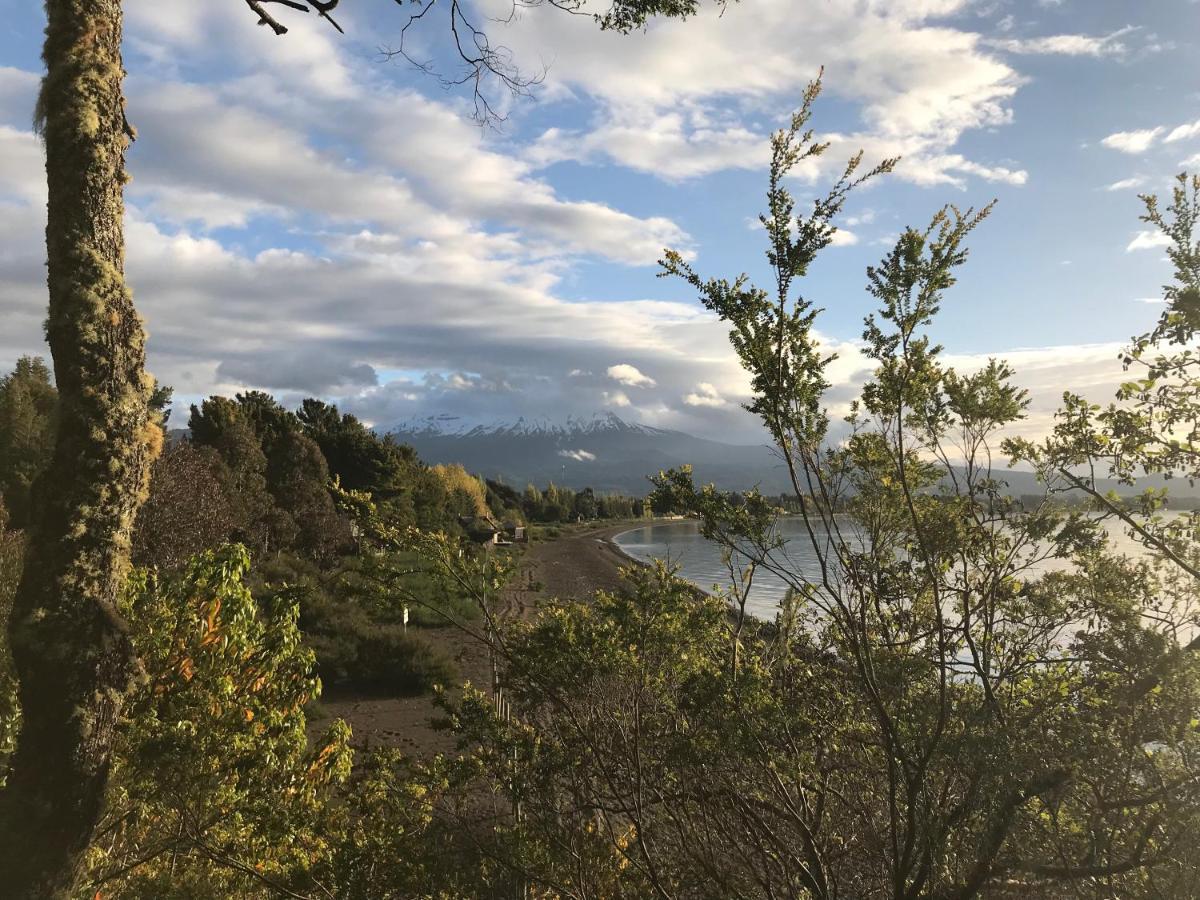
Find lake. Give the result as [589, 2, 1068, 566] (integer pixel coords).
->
[614, 517, 860, 619]
[613, 514, 1185, 620]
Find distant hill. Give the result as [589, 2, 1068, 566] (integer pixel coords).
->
[389, 412, 1200, 501]
[390, 412, 790, 494]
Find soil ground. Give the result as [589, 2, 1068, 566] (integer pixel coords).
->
[307, 521, 644, 757]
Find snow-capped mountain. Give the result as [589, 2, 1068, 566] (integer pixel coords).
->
[388, 412, 1200, 501]
[389, 412, 788, 494]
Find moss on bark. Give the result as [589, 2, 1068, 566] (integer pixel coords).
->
[0, 1, 159, 895]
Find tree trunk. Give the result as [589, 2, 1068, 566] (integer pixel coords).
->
[0, 1, 158, 896]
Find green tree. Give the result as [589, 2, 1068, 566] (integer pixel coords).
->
[190, 397, 277, 553]
[298, 398, 449, 528]
[0, 357, 58, 527]
[236, 392, 350, 562]
[657, 93, 1200, 897]
[80, 546, 351, 898]
[1010, 175, 1200, 595]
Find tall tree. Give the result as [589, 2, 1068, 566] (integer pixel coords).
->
[0, 1, 161, 895]
[190, 397, 276, 552]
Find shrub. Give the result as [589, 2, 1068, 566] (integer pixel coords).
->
[344, 626, 458, 696]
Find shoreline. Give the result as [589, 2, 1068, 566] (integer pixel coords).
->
[602, 520, 718, 601]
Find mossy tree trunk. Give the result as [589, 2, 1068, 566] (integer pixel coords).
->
[0, 1, 158, 896]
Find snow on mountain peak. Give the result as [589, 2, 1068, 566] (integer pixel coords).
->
[392, 411, 666, 439]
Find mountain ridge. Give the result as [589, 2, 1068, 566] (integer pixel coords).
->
[389, 412, 786, 493]
[388, 412, 1200, 502]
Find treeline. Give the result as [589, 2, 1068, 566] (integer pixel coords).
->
[487, 479, 647, 524]
[0, 359, 646, 698]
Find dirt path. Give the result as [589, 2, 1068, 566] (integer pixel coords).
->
[309, 521, 645, 757]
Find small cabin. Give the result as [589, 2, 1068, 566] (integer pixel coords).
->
[460, 516, 527, 547]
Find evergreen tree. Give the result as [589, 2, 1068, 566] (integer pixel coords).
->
[235, 393, 349, 562]
[189, 398, 275, 553]
[0, 357, 58, 528]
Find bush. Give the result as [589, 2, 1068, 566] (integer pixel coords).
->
[344, 626, 458, 696]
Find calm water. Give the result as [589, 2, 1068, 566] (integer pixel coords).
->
[614, 517, 863, 619]
[614, 514, 1185, 620]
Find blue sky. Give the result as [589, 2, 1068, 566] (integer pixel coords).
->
[0, 0, 1198, 443]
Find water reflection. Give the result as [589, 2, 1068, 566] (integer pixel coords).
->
[613, 518, 860, 619]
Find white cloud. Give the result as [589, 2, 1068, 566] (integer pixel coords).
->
[830, 228, 860, 247]
[558, 449, 597, 462]
[941, 341, 1129, 441]
[1105, 176, 1146, 192]
[0, 0, 1176, 451]
[683, 383, 726, 407]
[1166, 119, 1200, 143]
[494, 0, 1027, 187]
[988, 26, 1138, 58]
[607, 364, 657, 388]
[1127, 230, 1172, 251]
[1134, 297, 1165, 304]
[1101, 127, 1163, 154]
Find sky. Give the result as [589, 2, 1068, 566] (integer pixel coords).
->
[0, 0, 1198, 445]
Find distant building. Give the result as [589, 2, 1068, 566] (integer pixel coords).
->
[460, 515, 526, 546]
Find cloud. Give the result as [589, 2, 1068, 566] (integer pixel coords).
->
[495, 0, 1029, 187]
[1134, 297, 1165, 304]
[558, 449, 597, 462]
[987, 26, 1138, 58]
[0, 0, 1175, 452]
[1127, 230, 1172, 251]
[683, 383, 726, 407]
[1101, 127, 1164, 154]
[1166, 119, 1200, 143]
[1105, 176, 1146, 191]
[940, 341, 1129, 442]
[607, 364, 657, 388]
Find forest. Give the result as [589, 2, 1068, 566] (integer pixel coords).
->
[3, 0, 1200, 898]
